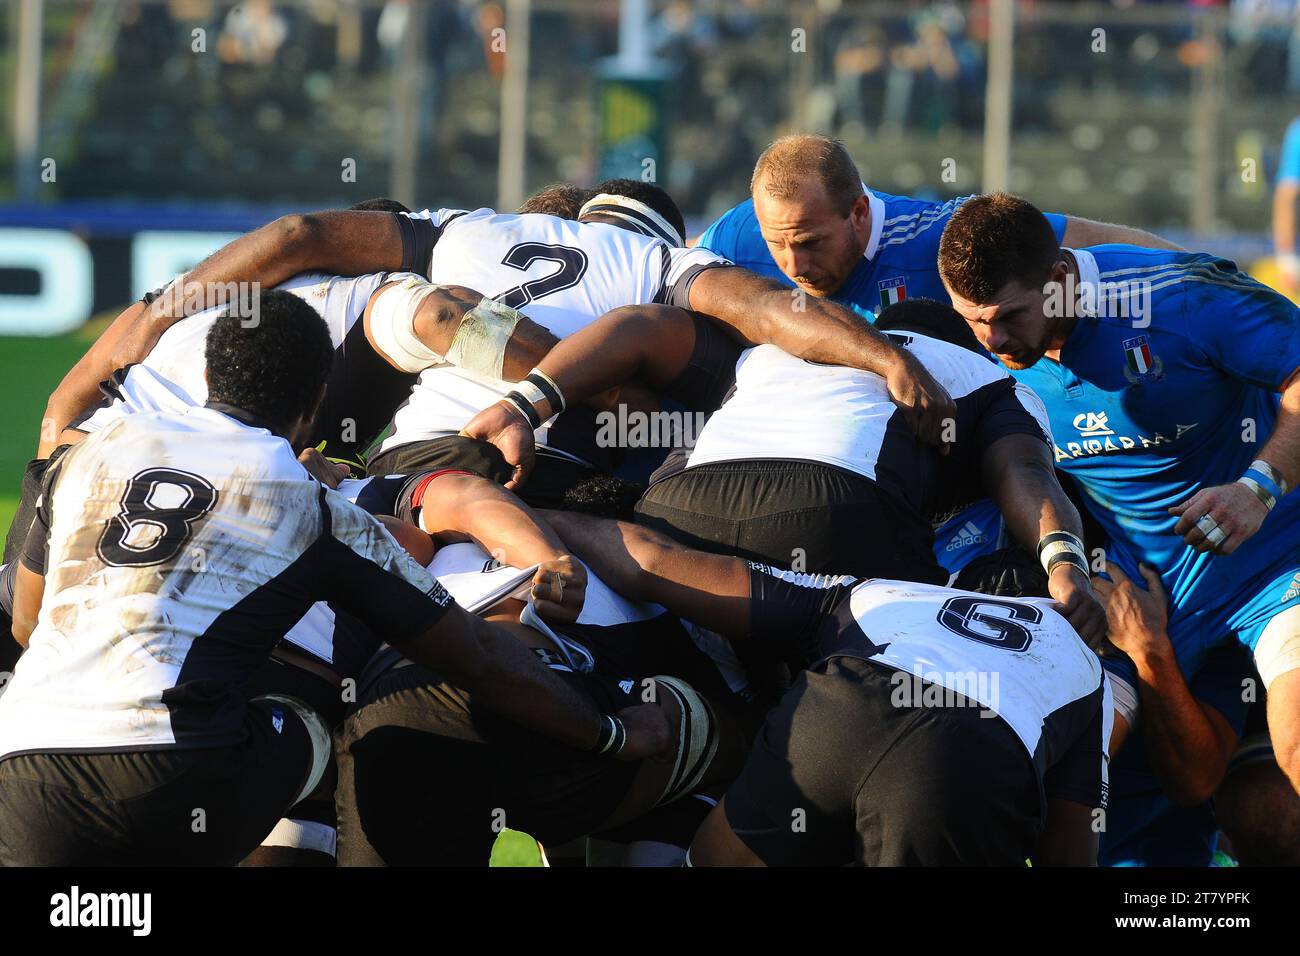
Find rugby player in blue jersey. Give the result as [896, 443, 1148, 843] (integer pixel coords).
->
[935, 193, 1300, 812]
[697, 134, 1181, 576]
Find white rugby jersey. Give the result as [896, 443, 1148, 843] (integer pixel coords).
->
[0, 407, 452, 758]
[74, 271, 413, 434]
[683, 330, 1053, 514]
[380, 208, 730, 457]
[751, 568, 1110, 808]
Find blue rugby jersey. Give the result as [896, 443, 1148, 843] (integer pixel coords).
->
[697, 188, 1068, 316]
[699, 189, 1069, 574]
[1009, 245, 1300, 656]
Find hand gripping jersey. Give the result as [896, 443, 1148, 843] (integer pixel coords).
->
[380, 208, 730, 462]
[749, 567, 1111, 811]
[73, 271, 413, 438]
[0, 407, 453, 758]
[697, 188, 1068, 316]
[1008, 246, 1300, 679]
[683, 329, 1053, 520]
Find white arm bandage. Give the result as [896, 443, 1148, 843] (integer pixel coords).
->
[366, 276, 446, 373]
[445, 297, 525, 381]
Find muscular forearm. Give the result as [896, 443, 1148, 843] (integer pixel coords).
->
[452, 614, 602, 750]
[445, 493, 568, 569]
[160, 211, 405, 319]
[688, 266, 905, 372]
[1062, 216, 1185, 252]
[532, 305, 696, 408]
[40, 301, 154, 456]
[984, 437, 1086, 553]
[1134, 649, 1235, 805]
[541, 510, 751, 636]
[1257, 376, 1300, 490]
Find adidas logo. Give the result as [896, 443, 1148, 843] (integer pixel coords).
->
[1283, 573, 1300, 603]
[945, 521, 988, 552]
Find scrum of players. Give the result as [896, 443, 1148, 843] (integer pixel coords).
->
[0, 133, 1297, 867]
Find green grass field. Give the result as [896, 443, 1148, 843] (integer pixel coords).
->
[0, 330, 95, 539]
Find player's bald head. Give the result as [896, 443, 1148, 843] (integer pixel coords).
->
[750, 135, 864, 215]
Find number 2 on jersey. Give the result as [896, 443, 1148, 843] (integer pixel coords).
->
[496, 242, 589, 308]
[97, 468, 218, 568]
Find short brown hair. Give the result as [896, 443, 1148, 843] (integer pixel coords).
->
[750, 135, 864, 215]
[519, 182, 590, 219]
[937, 193, 1060, 303]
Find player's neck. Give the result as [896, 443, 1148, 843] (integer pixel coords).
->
[1044, 252, 1082, 362]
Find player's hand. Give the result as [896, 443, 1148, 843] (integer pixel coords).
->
[298, 447, 350, 488]
[1091, 562, 1172, 664]
[1047, 563, 1112, 655]
[1169, 481, 1268, 555]
[459, 400, 536, 490]
[885, 352, 956, 453]
[529, 555, 587, 624]
[611, 703, 673, 761]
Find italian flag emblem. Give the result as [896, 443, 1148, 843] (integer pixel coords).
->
[1122, 336, 1154, 376]
[878, 277, 907, 311]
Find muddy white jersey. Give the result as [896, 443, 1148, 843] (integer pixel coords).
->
[0, 407, 452, 757]
[381, 208, 729, 456]
[75, 271, 414, 434]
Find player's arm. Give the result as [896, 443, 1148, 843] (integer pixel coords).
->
[685, 266, 956, 445]
[414, 471, 587, 623]
[1092, 563, 1240, 805]
[361, 277, 560, 381]
[981, 433, 1107, 651]
[541, 510, 754, 639]
[1060, 216, 1184, 252]
[10, 564, 44, 648]
[39, 299, 167, 457]
[325, 498, 668, 758]
[458, 304, 701, 487]
[1170, 274, 1300, 555]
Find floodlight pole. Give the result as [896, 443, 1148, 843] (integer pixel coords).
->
[13, 0, 43, 201]
[496, 0, 532, 213]
[982, 0, 1015, 194]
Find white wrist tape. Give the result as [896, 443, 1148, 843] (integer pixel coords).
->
[1040, 539, 1088, 575]
[367, 276, 446, 373]
[445, 297, 525, 382]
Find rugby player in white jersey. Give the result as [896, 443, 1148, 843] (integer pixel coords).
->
[0, 291, 668, 866]
[539, 510, 1111, 866]
[123, 180, 958, 500]
[462, 297, 1108, 650]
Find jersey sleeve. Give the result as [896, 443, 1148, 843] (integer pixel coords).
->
[1044, 211, 1068, 243]
[695, 204, 746, 259]
[318, 486, 456, 648]
[397, 209, 470, 278]
[1279, 119, 1300, 185]
[652, 245, 732, 309]
[746, 563, 858, 659]
[1177, 256, 1300, 390]
[18, 448, 71, 576]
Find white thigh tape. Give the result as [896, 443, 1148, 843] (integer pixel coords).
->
[446, 296, 524, 382]
[1255, 604, 1300, 691]
[1105, 670, 1140, 730]
[368, 276, 445, 373]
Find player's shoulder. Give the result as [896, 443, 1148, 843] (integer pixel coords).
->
[875, 190, 974, 251]
[697, 199, 761, 255]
